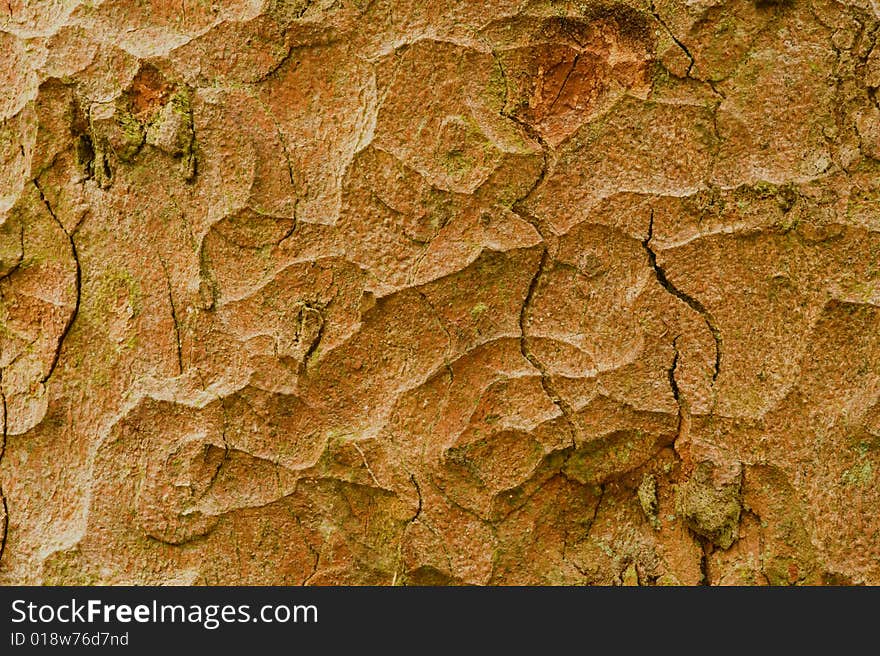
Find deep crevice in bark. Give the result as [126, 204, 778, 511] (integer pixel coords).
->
[34, 178, 82, 386]
[643, 210, 722, 383]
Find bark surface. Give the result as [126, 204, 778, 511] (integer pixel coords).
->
[2, 0, 880, 585]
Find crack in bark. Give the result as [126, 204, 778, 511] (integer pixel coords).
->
[0, 222, 24, 285]
[490, 50, 555, 231]
[649, 3, 727, 110]
[33, 179, 82, 385]
[665, 334, 694, 466]
[392, 472, 424, 586]
[158, 254, 184, 375]
[299, 304, 325, 372]
[586, 483, 605, 537]
[254, 46, 302, 85]
[648, 5, 727, 182]
[643, 209, 722, 383]
[518, 251, 578, 448]
[302, 545, 320, 586]
[561, 527, 590, 579]
[667, 334, 688, 441]
[0, 367, 7, 569]
[408, 473, 422, 523]
[650, 2, 695, 77]
[698, 539, 710, 586]
[0, 489, 6, 570]
[0, 369, 5, 463]
[176, 87, 198, 182]
[548, 53, 581, 116]
[560, 482, 605, 580]
[251, 92, 298, 196]
[489, 50, 583, 448]
[668, 336, 681, 406]
[414, 286, 458, 388]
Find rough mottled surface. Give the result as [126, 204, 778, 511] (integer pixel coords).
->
[1, 0, 880, 586]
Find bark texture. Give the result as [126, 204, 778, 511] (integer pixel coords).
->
[1, 0, 880, 585]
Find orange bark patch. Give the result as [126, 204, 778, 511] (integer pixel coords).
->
[128, 64, 173, 118]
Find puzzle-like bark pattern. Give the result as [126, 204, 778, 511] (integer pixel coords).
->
[1, 0, 879, 585]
